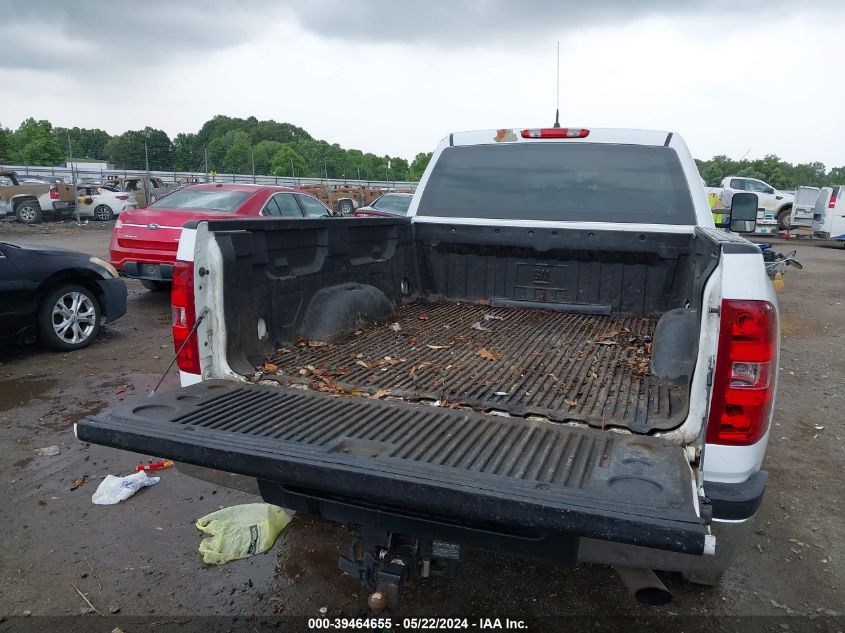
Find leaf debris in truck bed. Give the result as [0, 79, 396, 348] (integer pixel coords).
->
[254, 302, 683, 432]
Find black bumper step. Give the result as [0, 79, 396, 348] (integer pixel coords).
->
[76, 380, 706, 554]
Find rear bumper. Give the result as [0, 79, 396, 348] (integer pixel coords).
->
[50, 201, 77, 218]
[578, 514, 756, 577]
[121, 261, 173, 282]
[109, 234, 176, 275]
[705, 470, 767, 521]
[95, 277, 128, 323]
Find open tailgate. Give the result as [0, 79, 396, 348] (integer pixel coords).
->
[76, 380, 707, 554]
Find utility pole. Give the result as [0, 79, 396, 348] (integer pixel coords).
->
[251, 151, 256, 183]
[144, 140, 149, 172]
[290, 157, 295, 179]
[324, 161, 328, 180]
[204, 147, 209, 182]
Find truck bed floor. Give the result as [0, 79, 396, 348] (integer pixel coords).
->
[264, 302, 688, 433]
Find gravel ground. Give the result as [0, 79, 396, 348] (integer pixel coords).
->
[0, 226, 842, 631]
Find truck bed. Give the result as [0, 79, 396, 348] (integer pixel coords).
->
[259, 301, 688, 433]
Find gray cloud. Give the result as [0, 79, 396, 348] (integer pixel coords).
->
[1, 0, 842, 74]
[0, 0, 283, 71]
[281, 0, 843, 45]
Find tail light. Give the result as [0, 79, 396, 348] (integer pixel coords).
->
[521, 128, 590, 139]
[50, 187, 59, 200]
[171, 260, 201, 374]
[115, 194, 130, 201]
[829, 188, 839, 209]
[706, 300, 777, 446]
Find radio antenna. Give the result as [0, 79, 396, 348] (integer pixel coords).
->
[553, 41, 560, 128]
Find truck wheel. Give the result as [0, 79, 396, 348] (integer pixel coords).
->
[94, 204, 114, 221]
[141, 280, 170, 291]
[15, 199, 43, 224]
[777, 207, 792, 231]
[37, 284, 101, 350]
[338, 200, 354, 215]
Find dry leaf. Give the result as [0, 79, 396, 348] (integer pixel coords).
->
[370, 389, 391, 400]
[565, 399, 578, 407]
[276, 348, 292, 355]
[591, 340, 618, 346]
[591, 372, 599, 379]
[70, 476, 87, 491]
[476, 348, 501, 361]
[263, 362, 278, 373]
[426, 344, 452, 350]
[355, 360, 372, 369]
[471, 321, 490, 332]
[389, 322, 402, 332]
[484, 314, 504, 321]
[408, 337, 418, 346]
[418, 314, 429, 321]
[308, 340, 328, 347]
[298, 368, 309, 376]
[354, 330, 363, 336]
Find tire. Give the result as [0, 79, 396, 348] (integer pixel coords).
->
[94, 204, 114, 221]
[337, 199, 354, 215]
[141, 280, 170, 291]
[15, 199, 43, 224]
[777, 207, 792, 231]
[37, 284, 101, 351]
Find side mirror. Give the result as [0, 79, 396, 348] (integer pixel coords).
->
[764, 187, 775, 195]
[718, 192, 758, 233]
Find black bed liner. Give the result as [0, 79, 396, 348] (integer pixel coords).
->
[76, 380, 706, 555]
[266, 302, 688, 433]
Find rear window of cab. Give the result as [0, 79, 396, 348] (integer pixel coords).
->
[417, 143, 696, 224]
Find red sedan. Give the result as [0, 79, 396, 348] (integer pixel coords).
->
[109, 183, 332, 290]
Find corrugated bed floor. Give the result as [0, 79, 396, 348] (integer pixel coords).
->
[264, 302, 689, 433]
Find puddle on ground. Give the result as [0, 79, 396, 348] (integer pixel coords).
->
[0, 377, 58, 413]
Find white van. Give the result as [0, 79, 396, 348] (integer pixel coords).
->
[812, 186, 845, 243]
[791, 186, 820, 228]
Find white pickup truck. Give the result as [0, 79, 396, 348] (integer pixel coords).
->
[77, 127, 777, 608]
[719, 176, 794, 231]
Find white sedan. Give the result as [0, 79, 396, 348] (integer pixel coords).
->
[76, 186, 138, 221]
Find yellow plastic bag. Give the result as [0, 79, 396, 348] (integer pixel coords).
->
[196, 503, 291, 564]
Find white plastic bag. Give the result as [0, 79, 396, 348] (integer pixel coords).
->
[91, 470, 160, 505]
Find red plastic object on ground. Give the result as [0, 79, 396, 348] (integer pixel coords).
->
[136, 460, 174, 472]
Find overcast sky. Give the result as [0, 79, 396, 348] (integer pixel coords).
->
[1, 0, 842, 166]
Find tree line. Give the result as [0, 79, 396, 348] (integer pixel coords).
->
[0, 115, 433, 181]
[696, 154, 844, 189]
[2, 116, 842, 188]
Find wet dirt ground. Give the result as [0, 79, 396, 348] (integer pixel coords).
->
[0, 224, 842, 630]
